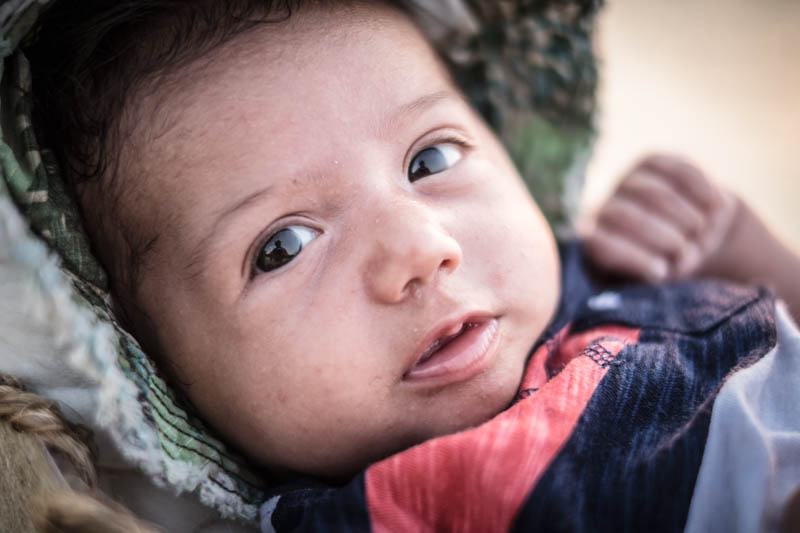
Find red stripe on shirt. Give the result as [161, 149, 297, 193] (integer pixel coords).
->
[366, 325, 640, 533]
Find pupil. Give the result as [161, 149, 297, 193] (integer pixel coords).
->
[257, 228, 303, 272]
[409, 147, 446, 182]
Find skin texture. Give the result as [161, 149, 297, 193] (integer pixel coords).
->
[116, 3, 560, 478]
[585, 153, 800, 323]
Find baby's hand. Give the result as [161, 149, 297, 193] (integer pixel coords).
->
[584, 154, 739, 282]
[587, 153, 800, 322]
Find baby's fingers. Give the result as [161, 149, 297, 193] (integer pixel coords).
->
[640, 154, 718, 211]
[585, 227, 669, 282]
[617, 170, 706, 237]
[596, 195, 689, 261]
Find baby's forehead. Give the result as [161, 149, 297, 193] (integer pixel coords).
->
[121, 1, 470, 255]
[130, 4, 459, 175]
[132, 2, 452, 151]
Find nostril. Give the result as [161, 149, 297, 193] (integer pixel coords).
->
[408, 282, 423, 300]
[402, 256, 457, 297]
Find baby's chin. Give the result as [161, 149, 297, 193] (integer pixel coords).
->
[347, 363, 525, 476]
[250, 334, 533, 481]
[426, 367, 525, 437]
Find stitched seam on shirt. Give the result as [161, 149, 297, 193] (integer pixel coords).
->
[580, 337, 627, 368]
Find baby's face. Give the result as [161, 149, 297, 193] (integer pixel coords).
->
[126, 3, 559, 478]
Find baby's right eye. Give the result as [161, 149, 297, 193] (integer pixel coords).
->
[254, 226, 318, 274]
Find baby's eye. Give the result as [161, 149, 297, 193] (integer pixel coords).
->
[408, 144, 463, 182]
[254, 226, 318, 274]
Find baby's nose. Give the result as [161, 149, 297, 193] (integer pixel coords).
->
[363, 207, 462, 304]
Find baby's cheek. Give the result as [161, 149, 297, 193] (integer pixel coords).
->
[273, 388, 290, 407]
[490, 267, 509, 292]
[483, 223, 533, 292]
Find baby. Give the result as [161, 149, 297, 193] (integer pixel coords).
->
[23, 0, 800, 530]
[33, 0, 564, 479]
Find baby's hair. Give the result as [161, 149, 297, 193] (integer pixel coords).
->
[24, 0, 396, 357]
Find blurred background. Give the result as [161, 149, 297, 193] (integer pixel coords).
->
[582, 0, 800, 253]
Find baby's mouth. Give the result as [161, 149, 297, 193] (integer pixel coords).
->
[416, 322, 479, 365]
[404, 316, 500, 383]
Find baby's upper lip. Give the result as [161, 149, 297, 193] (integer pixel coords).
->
[405, 311, 494, 375]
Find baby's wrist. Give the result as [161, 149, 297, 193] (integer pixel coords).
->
[699, 198, 786, 285]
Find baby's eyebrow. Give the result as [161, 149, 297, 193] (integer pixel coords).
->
[183, 184, 275, 280]
[379, 90, 457, 140]
[216, 184, 275, 229]
[397, 90, 454, 117]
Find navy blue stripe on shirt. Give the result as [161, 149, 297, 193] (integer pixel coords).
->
[272, 475, 372, 532]
[512, 282, 777, 533]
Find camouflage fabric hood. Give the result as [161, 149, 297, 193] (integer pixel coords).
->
[0, 0, 599, 524]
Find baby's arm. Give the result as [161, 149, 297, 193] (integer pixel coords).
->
[584, 154, 800, 323]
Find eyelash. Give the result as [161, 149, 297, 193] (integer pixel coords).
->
[423, 134, 472, 149]
[409, 135, 473, 168]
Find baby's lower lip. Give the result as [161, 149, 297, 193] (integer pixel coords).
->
[403, 318, 500, 385]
